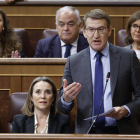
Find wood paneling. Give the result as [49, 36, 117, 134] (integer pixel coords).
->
[0, 134, 140, 139]
[10, 77, 21, 94]
[0, 6, 140, 15]
[8, 16, 55, 28]
[123, 17, 129, 29]
[0, 77, 10, 89]
[22, 76, 62, 92]
[0, 90, 9, 133]
[110, 17, 124, 42]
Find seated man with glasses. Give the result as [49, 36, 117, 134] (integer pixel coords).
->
[125, 11, 140, 59]
[57, 9, 140, 134]
[34, 6, 89, 58]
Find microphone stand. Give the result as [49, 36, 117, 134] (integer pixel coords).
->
[87, 72, 110, 134]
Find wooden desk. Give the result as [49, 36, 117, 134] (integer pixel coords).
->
[0, 134, 140, 140]
[0, 58, 66, 132]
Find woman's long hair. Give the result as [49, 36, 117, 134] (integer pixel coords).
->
[0, 9, 22, 57]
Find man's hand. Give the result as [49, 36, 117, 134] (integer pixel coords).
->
[11, 50, 21, 58]
[105, 106, 128, 120]
[62, 79, 81, 103]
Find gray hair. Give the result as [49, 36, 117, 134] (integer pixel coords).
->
[55, 6, 81, 25]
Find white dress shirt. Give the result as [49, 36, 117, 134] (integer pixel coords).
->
[60, 37, 78, 58]
[34, 113, 50, 134]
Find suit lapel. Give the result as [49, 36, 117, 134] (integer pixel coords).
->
[51, 35, 62, 57]
[26, 115, 34, 133]
[48, 112, 56, 133]
[81, 48, 93, 98]
[109, 43, 120, 98]
[77, 34, 89, 52]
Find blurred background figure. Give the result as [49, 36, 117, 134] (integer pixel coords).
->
[12, 77, 70, 133]
[125, 11, 140, 59]
[6, 0, 24, 4]
[6, 0, 16, 3]
[0, 9, 22, 58]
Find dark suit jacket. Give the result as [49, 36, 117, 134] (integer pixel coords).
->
[57, 43, 140, 134]
[125, 44, 133, 49]
[11, 112, 71, 133]
[34, 33, 89, 57]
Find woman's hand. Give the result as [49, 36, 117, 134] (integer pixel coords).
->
[11, 50, 21, 58]
[6, 0, 16, 3]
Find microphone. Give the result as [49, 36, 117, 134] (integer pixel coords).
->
[87, 72, 111, 134]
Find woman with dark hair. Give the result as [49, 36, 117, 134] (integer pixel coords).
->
[0, 9, 22, 58]
[11, 77, 70, 133]
[125, 11, 140, 59]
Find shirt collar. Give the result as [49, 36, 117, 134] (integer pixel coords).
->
[34, 112, 38, 126]
[90, 41, 109, 59]
[60, 37, 79, 47]
[34, 112, 50, 126]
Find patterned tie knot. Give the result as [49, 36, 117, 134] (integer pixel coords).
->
[96, 52, 102, 60]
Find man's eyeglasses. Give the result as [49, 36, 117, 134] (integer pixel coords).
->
[131, 24, 140, 31]
[85, 27, 108, 34]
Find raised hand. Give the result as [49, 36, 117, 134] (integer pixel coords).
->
[11, 50, 21, 58]
[62, 79, 81, 103]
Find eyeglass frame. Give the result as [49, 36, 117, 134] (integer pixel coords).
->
[131, 24, 140, 31]
[85, 26, 108, 34]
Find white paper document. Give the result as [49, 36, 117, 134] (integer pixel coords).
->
[83, 108, 115, 120]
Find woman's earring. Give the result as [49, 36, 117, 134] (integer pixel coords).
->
[2, 28, 4, 31]
[31, 102, 34, 107]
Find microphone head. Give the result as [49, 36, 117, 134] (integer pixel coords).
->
[107, 72, 111, 78]
[106, 72, 111, 82]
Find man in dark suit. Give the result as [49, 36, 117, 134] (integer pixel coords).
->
[57, 9, 140, 134]
[34, 6, 89, 58]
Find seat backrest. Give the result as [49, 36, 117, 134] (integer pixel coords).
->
[42, 29, 84, 39]
[6, 92, 28, 133]
[14, 29, 30, 57]
[116, 29, 127, 47]
[42, 29, 58, 38]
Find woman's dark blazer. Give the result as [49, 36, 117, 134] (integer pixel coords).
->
[11, 112, 71, 133]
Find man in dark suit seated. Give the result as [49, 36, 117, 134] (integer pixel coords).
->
[34, 6, 89, 58]
[57, 9, 140, 134]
